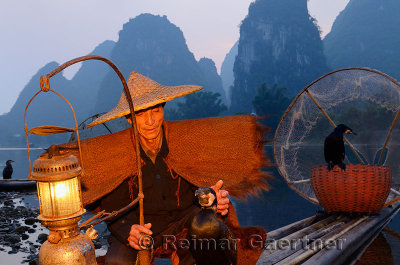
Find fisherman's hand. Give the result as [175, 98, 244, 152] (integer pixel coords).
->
[128, 223, 153, 250]
[211, 180, 230, 216]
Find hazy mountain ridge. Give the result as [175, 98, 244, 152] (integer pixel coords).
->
[4, 1, 400, 146]
[324, 0, 400, 81]
[0, 62, 74, 146]
[197, 57, 226, 104]
[71, 40, 116, 120]
[230, 0, 330, 114]
[93, 14, 224, 113]
[0, 41, 115, 146]
[0, 14, 223, 146]
[220, 41, 238, 106]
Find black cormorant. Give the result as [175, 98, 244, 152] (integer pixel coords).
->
[189, 187, 237, 265]
[324, 124, 356, 171]
[3, 160, 14, 179]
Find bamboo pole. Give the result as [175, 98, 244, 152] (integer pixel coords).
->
[263, 215, 338, 256]
[276, 216, 369, 265]
[263, 219, 346, 265]
[390, 188, 400, 196]
[378, 107, 400, 164]
[290, 179, 311, 185]
[267, 216, 317, 240]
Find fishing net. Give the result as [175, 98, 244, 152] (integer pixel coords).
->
[274, 68, 400, 205]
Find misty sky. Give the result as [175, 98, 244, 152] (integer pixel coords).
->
[0, 0, 349, 115]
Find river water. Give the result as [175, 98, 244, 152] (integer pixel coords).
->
[0, 148, 399, 264]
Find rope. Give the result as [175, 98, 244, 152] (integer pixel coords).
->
[129, 175, 139, 201]
[176, 177, 181, 207]
[168, 167, 181, 207]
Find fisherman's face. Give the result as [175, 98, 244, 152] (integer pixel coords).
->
[126, 104, 164, 141]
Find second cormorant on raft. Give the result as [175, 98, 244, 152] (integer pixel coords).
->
[2, 160, 14, 179]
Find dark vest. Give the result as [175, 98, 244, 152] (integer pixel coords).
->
[100, 132, 197, 244]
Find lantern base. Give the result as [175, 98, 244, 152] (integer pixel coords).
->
[39, 233, 97, 265]
[42, 216, 82, 243]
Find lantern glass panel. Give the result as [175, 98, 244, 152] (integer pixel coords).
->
[38, 177, 82, 219]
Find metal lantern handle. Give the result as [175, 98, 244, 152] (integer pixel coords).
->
[24, 88, 85, 176]
[24, 55, 150, 264]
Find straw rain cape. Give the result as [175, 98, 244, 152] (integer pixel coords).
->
[50, 114, 271, 265]
[55, 115, 272, 206]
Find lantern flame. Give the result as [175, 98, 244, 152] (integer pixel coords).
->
[54, 182, 67, 198]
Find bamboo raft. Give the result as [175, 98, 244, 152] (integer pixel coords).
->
[257, 201, 400, 265]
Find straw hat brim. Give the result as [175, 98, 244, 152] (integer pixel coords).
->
[88, 71, 202, 128]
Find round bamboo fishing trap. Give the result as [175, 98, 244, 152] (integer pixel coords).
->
[274, 68, 400, 212]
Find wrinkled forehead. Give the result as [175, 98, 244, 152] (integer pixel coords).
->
[125, 103, 165, 118]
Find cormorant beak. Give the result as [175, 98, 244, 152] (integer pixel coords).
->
[345, 129, 356, 135]
[195, 190, 205, 198]
[196, 190, 215, 207]
[195, 190, 207, 205]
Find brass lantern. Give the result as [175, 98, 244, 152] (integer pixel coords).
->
[30, 145, 96, 265]
[32, 146, 85, 220]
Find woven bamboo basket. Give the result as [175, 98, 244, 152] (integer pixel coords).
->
[311, 164, 392, 213]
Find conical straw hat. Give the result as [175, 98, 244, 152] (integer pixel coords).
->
[88, 71, 202, 127]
